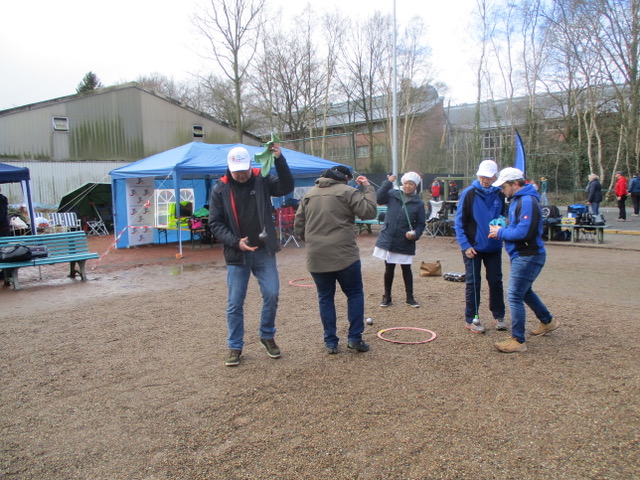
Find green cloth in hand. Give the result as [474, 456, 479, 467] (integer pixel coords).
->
[254, 133, 281, 177]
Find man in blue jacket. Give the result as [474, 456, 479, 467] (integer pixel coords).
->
[455, 160, 507, 333]
[209, 144, 294, 366]
[489, 167, 558, 353]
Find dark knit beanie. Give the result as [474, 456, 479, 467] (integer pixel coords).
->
[322, 166, 352, 182]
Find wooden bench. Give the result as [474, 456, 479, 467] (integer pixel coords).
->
[0, 231, 99, 290]
[355, 206, 387, 234]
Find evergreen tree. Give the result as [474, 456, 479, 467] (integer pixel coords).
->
[76, 72, 103, 93]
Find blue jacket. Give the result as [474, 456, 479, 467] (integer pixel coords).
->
[455, 180, 506, 253]
[497, 183, 545, 260]
[375, 180, 425, 256]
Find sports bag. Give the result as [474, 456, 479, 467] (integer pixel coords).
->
[0, 244, 33, 262]
[541, 205, 561, 219]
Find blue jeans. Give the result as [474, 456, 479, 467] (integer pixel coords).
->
[310, 260, 365, 347]
[462, 250, 505, 323]
[590, 202, 600, 215]
[226, 248, 279, 350]
[507, 253, 552, 343]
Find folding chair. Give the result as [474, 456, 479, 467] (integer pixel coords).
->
[276, 206, 300, 247]
[188, 216, 214, 248]
[86, 203, 109, 236]
[49, 212, 82, 232]
[424, 200, 448, 237]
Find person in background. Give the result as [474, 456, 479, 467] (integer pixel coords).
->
[209, 144, 294, 367]
[448, 180, 459, 214]
[430, 178, 441, 201]
[294, 166, 376, 354]
[587, 174, 603, 215]
[0, 187, 9, 236]
[627, 172, 640, 217]
[539, 176, 549, 206]
[489, 167, 558, 353]
[614, 171, 628, 222]
[455, 160, 507, 333]
[374, 172, 426, 308]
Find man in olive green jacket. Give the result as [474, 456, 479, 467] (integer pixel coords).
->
[294, 166, 377, 354]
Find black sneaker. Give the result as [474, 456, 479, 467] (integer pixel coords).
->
[225, 349, 242, 367]
[380, 295, 392, 307]
[326, 345, 339, 354]
[347, 339, 370, 352]
[260, 338, 281, 358]
[406, 296, 420, 308]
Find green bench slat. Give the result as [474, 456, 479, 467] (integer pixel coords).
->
[0, 232, 99, 290]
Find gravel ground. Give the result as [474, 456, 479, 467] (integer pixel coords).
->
[1, 232, 639, 480]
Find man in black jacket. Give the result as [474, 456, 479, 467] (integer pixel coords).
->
[209, 144, 294, 367]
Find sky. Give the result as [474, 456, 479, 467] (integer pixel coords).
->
[0, 0, 478, 111]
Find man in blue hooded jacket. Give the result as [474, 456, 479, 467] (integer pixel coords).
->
[489, 167, 558, 353]
[455, 160, 507, 333]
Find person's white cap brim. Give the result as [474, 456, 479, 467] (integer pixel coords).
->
[227, 146, 252, 172]
[476, 159, 498, 178]
[493, 167, 524, 187]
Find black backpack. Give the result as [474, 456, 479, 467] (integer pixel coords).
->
[541, 205, 561, 219]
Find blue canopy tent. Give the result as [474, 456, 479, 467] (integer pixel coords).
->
[0, 162, 38, 236]
[109, 142, 347, 250]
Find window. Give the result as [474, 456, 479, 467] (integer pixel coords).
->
[356, 145, 370, 158]
[373, 145, 386, 159]
[52, 116, 69, 131]
[481, 131, 503, 159]
[192, 125, 204, 138]
[328, 147, 351, 161]
[154, 188, 195, 226]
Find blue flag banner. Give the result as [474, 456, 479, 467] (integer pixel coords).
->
[514, 130, 526, 176]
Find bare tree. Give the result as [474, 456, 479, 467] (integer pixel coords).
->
[134, 73, 195, 106]
[339, 11, 392, 167]
[193, 0, 267, 141]
[250, 8, 328, 141]
[381, 17, 438, 172]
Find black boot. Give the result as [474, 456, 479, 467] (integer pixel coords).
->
[405, 294, 420, 308]
[380, 294, 392, 307]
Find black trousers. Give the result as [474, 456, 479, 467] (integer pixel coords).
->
[617, 195, 627, 220]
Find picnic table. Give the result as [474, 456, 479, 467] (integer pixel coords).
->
[546, 223, 610, 244]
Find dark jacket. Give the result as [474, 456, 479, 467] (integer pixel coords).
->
[209, 156, 294, 265]
[587, 179, 603, 203]
[628, 176, 640, 193]
[375, 180, 425, 256]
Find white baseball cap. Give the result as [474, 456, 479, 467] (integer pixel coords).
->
[227, 147, 251, 172]
[493, 167, 524, 187]
[476, 159, 498, 178]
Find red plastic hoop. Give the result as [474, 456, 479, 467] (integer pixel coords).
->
[288, 278, 315, 287]
[376, 327, 437, 344]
